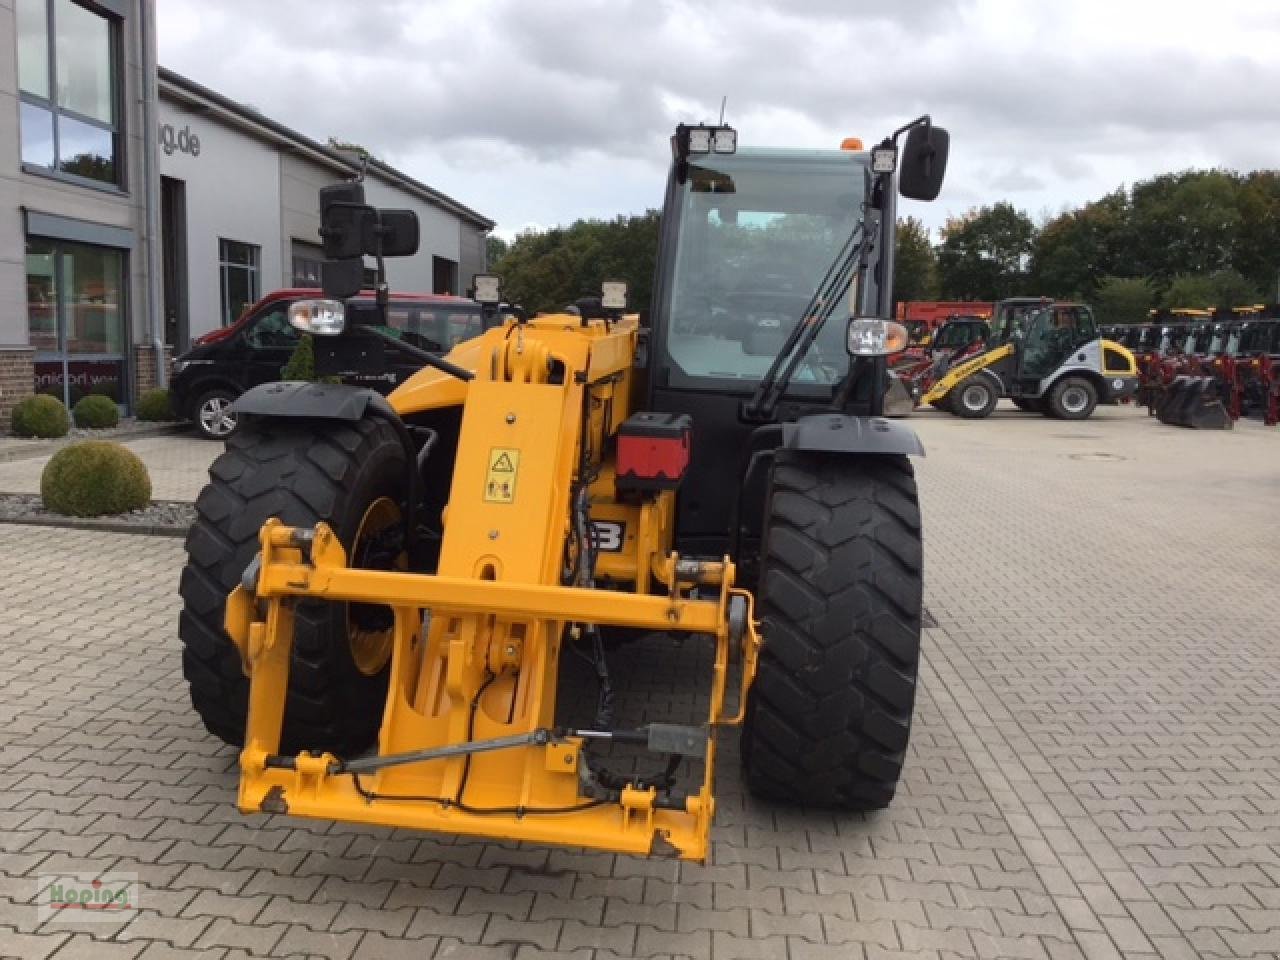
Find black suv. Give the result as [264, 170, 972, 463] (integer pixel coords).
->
[171, 289, 489, 439]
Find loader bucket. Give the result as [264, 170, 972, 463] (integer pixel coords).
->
[884, 371, 916, 417]
[1156, 375, 1233, 429]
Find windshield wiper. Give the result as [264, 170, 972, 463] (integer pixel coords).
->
[741, 217, 871, 422]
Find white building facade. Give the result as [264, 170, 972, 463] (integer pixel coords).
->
[0, 1, 492, 425]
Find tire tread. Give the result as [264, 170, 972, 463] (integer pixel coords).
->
[742, 452, 923, 809]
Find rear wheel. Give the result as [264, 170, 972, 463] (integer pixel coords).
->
[179, 417, 409, 756]
[953, 376, 998, 419]
[741, 452, 923, 809]
[1048, 376, 1097, 420]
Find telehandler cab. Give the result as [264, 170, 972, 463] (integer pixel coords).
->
[180, 117, 950, 861]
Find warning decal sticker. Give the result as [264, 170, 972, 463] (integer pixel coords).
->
[484, 447, 520, 503]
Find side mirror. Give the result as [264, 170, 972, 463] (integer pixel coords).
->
[378, 210, 419, 257]
[321, 259, 364, 301]
[317, 182, 420, 301]
[898, 124, 949, 202]
[319, 182, 370, 260]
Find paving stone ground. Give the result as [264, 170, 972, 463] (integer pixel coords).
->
[1, 403, 1278, 960]
[0, 434, 217, 502]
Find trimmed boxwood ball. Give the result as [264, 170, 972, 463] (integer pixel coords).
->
[73, 393, 120, 429]
[10, 394, 70, 438]
[41, 441, 152, 517]
[135, 388, 175, 421]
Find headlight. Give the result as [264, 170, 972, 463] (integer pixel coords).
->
[847, 317, 909, 356]
[289, 299, 346, 336]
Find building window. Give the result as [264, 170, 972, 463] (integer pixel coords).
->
[292, 255, 322, 287]
[291, 240, 323, 287]
[27, 237, 128, 408]
[219, 239, 260, 326]
[433, 256, 458, 295]
[16, 0, 123, 188]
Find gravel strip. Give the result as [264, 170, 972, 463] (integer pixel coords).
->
[0, 493, 195, 537]
[0, 419, 186, 463]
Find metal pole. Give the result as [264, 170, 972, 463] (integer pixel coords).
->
[138, 0, 165, 389]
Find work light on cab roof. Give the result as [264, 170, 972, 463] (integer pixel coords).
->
[472, 273, 502, 306]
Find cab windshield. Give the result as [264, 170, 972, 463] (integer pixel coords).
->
[990, 302, 1047, 342]
[934, 322, 986, 350]
[663, 149, 865, 387]
[1237, 324, 1276, 355]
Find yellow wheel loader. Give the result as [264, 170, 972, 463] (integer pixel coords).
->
[179, 118, 950, 861]
[920, 299, 1139, 419]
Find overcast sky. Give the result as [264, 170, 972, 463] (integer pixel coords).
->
[158, 0, 1280, 241]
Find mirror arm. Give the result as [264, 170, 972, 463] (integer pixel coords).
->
[371, 209, 390, 310]
[890, 114, 932, 142]
[366, 326, 475, 382]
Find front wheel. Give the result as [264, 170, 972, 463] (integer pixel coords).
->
[179, 417, 410, 756]
[741, 452, 923, 809]
[953, 376, 999, 419]
[1048, 376, 1098, 420]
[194, 387, 240, 441]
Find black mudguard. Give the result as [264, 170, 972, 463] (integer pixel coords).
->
[230, 381, 427, 545]
[232, 381, 398, 423]
[780, 414, 925, 457]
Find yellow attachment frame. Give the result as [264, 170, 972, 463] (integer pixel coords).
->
[223, 314, 760, 861]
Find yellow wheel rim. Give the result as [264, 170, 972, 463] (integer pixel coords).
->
[347, 496, 403, 676]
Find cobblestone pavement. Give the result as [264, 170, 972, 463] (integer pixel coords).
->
[1, 404, 1279, 959]
[0, 434, 218, 502]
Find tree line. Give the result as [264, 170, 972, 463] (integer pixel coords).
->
[897, 169, 1280, 323]
[489, 169, 1280, 325]
[486, 213, 660, 315]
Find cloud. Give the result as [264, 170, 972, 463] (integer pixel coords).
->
[157, 0, 1280, 236]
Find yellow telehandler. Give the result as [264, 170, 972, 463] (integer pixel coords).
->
[179, 118, 950, 861]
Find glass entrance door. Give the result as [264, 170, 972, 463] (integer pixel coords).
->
[26, 237, 128, 410]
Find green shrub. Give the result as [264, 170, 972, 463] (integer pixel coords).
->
[73, 394, 120, 429]
[10, 394, 70, 438]
[40, 441, 151, 517]
[135, 388, 175, 421]
[281, 335, 340, 383]
[281, 334, 318, 381]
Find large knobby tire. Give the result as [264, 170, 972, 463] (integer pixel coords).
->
[179, 417, 408, 756]
[1047, 376, 1098, 420]
[741, 452, 923, 809]
[952, 375, 999, 419]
